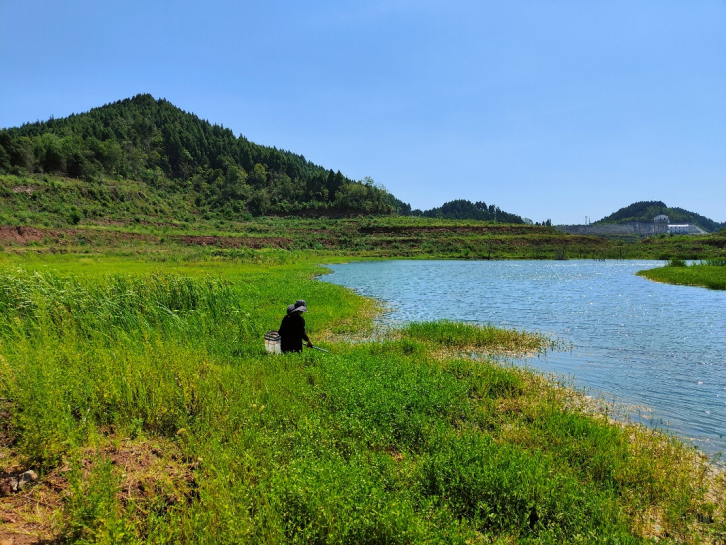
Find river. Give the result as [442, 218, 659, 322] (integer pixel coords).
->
[320, 260, 726, 455]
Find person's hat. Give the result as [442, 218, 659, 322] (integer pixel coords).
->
[294, 306, 308, 313]
[286, 304, 296, 315]
[295, 299, 307, 308]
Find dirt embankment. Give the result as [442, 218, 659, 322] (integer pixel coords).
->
[0, 226, 57, 245]
[0, 225, 155, 247]
[0, 225, 293, 250]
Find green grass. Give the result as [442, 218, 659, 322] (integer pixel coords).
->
[4, 172, 726, 262]
[0, 254, 723, 543]
[400, 320, 556, 354]
[638, 261, 726, 290]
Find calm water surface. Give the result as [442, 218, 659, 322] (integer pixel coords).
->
[321, 260, 726, 454]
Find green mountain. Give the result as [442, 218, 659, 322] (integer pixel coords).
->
[0, 94, 536, 225]
[595, 201, 725, 232]
[0, 94, 399, 216]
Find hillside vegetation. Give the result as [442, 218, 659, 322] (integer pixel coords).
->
[0, 95, 531, 224]
[0, 94, 397, 216]
[595, 201, 724, 233]
[2, 172, 726, 261]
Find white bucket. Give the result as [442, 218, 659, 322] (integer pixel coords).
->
[264, 331, 281, 354]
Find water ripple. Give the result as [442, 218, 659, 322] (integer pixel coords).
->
[322, 260, 726, 454]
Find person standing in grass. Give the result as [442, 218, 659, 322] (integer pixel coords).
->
[278, 303, 313, 353]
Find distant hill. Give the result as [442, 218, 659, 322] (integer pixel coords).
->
[409, 199, 525, 224]
[595, 201, 725, 233]
[0, 94, 399, 216]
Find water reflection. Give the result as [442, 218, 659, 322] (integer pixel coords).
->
[322, 260, 726, 454]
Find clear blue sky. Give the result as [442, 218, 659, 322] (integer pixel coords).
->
[1, 0, 724, 224]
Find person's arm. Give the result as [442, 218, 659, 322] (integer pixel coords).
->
[278, 316, 287, 335]
[300, 317, 313, 347]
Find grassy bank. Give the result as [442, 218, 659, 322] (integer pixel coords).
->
[638, 260, 726, 290]
[0, 253, 724, 544]
[3, 173, 726, 261]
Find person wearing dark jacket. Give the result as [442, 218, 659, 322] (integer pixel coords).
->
[278, 305, 313, 353]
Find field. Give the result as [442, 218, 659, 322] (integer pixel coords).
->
[3, 174, 726, 262]
[638, 260, 726, 290]
[0, 251, 724, 544]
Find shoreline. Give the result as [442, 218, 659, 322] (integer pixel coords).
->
[320, 259, 726, 460]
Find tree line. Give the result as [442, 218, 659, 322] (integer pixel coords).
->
[406, 199, 525, 224]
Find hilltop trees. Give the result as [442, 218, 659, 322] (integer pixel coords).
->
[0, 94, 396, 216]
[409, 199, 525, 224]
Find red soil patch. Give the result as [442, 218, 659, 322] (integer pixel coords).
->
[0, 226, 159, 248]
[0, 225, 294, 250]
[0, 227, 51, 245]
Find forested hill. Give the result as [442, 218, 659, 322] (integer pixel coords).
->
[410, 199, 525, 224]
[595, 201, 725, 232]
[0, 94, 398, 216]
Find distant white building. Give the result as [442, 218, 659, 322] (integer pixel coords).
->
[668, 224, 690, 234]
[653, 214, 670, 234]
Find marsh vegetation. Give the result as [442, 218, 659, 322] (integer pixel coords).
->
[0, 253, 723, 543]
[638, 259, 726, 290]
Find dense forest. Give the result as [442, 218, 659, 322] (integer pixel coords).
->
[595, 201, 725, 232]
[0, 94, 399, 216]
[0, 94, 543, 224]
[409, 199, 525, 224]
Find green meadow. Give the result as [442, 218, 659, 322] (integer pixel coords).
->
[0, 252, 724, 544]
[638, 259, 726, 290]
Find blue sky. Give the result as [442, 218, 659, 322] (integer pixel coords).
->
[1, 0, 724, 224]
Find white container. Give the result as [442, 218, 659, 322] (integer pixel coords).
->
[264, 331, 282, 354]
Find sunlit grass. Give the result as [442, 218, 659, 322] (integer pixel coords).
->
[0, 255, 722, 543]
[400, 319, 555, 355]
[638, 262, 726, 290]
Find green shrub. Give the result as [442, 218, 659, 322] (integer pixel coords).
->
[64, 456, 138, 544]
[418, 428, 634, 542]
